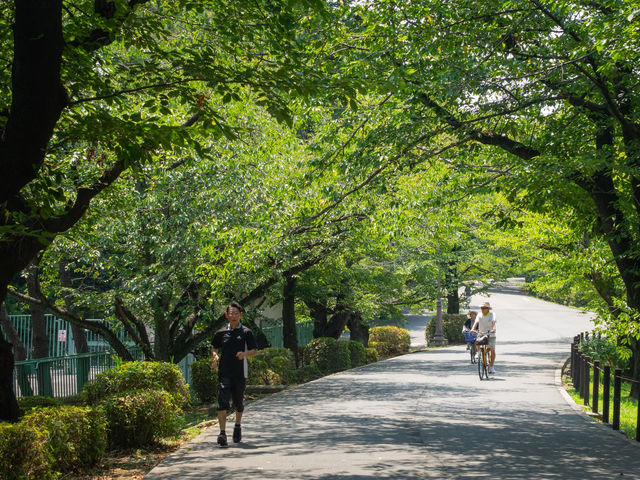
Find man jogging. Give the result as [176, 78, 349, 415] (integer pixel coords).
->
[211, 302, 257, 447]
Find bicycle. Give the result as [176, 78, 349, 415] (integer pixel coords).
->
[463, 330, 477, 364]
[475, 334, 490, 380]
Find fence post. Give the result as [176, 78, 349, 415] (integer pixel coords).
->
[583, 356, 590, 406]
[574, 350, 581, 391]
[570, 342, 576, 380]
[613, 368, 621, 430]
[592, 361, 599, 414]
[602, 365, 610, 424]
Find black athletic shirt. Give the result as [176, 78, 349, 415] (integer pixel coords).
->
[212, 324, 257, 379]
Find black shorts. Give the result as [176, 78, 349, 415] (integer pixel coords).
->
[218, 376, 246, 412]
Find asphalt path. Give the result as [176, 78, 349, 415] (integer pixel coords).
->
[145, 286, 640, 479]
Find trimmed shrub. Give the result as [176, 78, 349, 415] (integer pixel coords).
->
[290, 364, 322, 384]
[17, 395, 61, 415]
[247, 358, 282, 385]
[303, 338, 351, 374]
[103, 389, 183, 448]
[83, 361, 189, 408]
[347, 340, 367, 367]
[24, 406, 107, 471]
[0, 421, 54, 480]
[365, 347, 379, 364]
[191, 358, 219, 404]
[369, 326, 410, 356]
[425, 314, 467, 345]
[252, 347, 296, 384]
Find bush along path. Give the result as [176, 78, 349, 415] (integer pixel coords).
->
[0, 328, 410, 480]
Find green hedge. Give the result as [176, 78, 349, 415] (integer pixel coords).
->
[303, 338, 351, 374]
[425, 314, 467, 345]
[17, 396, 60, 415]
[0, 421, 53, 480]
[346, 340, 367, 367]
[83, 361, 189, 408]
[369, 326, 410, 356]
[290, 364, 323, 383]
[365, 347, 379, 364]
[24, 406, 107, 471]
[103, 389, 183, 448]
[0, 405, 107, 480]
[191, 358, 219, 404]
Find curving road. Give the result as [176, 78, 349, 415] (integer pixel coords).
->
[145, 285, 640, 479]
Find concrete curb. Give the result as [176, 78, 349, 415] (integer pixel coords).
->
[554, 356, 640, 448]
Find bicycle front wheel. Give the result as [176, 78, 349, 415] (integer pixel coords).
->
[477, 350, 484, 380]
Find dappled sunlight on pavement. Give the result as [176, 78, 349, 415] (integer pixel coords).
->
[144, 289, 640, 480]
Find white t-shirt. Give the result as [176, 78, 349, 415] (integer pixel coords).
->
[477, 312, 496, 336]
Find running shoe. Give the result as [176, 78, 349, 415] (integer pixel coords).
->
[489, 366, 496, 374]
[233, 425, 242, 443]
[217, 432, 228, 447]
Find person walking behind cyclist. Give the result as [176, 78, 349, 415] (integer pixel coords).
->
[463, 310, 477, 350]
[211, 302, 257, 447]
[472, 302, 497, 374]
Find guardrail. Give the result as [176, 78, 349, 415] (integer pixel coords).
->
[570, 333, 640, 441]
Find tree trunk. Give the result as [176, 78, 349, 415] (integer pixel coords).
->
[0, 303, 32, 398]
[445, 262, 460, 314]
[324, 308, 350, 339]
[0, 337, 20, 421]
[282, 276, 298, 364]
[308, 300, 329, 339]
[446, 289, 460, 314]
[27, 265, 52, 397]
[347, 311, 369, 347]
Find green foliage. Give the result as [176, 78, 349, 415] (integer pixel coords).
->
[248, 348, 296, 385]
[0, 421, 54, 480]
[290, 364, 323, 383]
[303, 337, 351, 374]
[17, 396, 61, 415]
[579, 336, 630, 371]
[425, 314, 467, 345]
[83, 361, 189, 408]
[190, 358, 219, 404]
[103, 389, 183, 448]
[365, 347, 379, 364]
[369, 326, 410, 356]
[23, 406, 107, 471]
[346, 340, 366, 367]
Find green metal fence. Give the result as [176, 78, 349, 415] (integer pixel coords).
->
[262, 320, 314, 348]
[12, 348, 144, 398]
[5, 314, 133, 359]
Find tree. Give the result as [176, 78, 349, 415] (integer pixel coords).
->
[325, 0, 640, 387]
[0, 0, 329, 421]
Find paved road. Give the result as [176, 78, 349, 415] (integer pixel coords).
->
[145, 286, 640, 479]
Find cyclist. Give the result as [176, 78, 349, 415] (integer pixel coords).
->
[471, 302, 497, 373]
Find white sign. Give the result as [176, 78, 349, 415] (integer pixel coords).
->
[57, 330, 67, 342]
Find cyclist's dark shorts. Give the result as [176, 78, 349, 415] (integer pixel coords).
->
[218, 376, 246, 412]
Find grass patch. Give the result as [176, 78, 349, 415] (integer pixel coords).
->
[564, 372, 638, 440]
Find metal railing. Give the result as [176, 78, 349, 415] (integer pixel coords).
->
[4, 314, 133, 359]
[570, 332, 640, 441]
[262, 320, 314, 348]
[12, 348, 144, 398]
